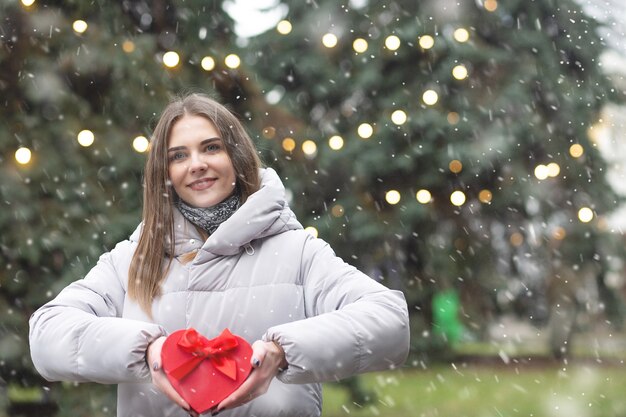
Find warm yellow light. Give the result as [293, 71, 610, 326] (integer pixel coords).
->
[331, 204, 344, 217]
[418, 35, 435, 49]
[510, 232, 524, 247]
[357, 123, 374, 139]
[450, 190, 466, 206]
[21, 0, 35, 6]
[452, 64, 468, 80]
[277, 20, 292, 35]
[328, 135, 344, 150]
[534, 164, 549, 180]
[416, 189, 432, 204]
[385, 35, 401, 51]
[569, 143, 584, 158]
[122, 40, 135, 53]
[262, 126, 276, 139]
[479, 189, 492, 203]
[73, 20, 88, 34]
[454, 28, 470, 43]
[77, 129, 95, 147]
[15, 147, 32, 165]
[133, 136, 149, 153]
[322, 33, 338, 48]
[201, 56, 215, 71]
[422, 90, 438, 105]
[304, 226, 319, 238]
[385, 190, 401, 205]
[282, 137, 296, 152]
[162, 51, 180, 68]
[353, 38, 368, 53]
[578, 207, 594, 223]
[484, 0, 498, 12]
[447, 112, 460, 124]
[391, 110, 407, 125]
[547, 162, 560, 177]
[302, 140, 317, 156]
[224, 54, 241, 69]
[449, 160, 463, 173]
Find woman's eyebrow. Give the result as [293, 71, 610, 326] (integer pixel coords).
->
[167, 137, 221, 152]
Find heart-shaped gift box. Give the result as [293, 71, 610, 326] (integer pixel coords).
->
[161, 328, 253, 414]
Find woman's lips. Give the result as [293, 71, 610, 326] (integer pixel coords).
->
[188, 178, 217, 191]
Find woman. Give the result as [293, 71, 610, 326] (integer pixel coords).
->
[29, 93, 410, 417]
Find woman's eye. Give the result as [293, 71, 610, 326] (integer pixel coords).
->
[170, 152, 186, 161]
[205, 144, 221, 152]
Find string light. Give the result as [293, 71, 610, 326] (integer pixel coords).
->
[534, 164, 548, 180]
[201, 56, 215, 71]
[422, 90, 438, 105]
[262, 126, 276, 139]
[162, 51, 180, 68]
[224, 54, 240, 69]
[449, 160, 463, 173]
[77, 130, 95, 147]
[385, 35, 401, 51]
[331, 204, 344, 217]
[578, 207, 594, 223]
[21, 0, 35, 6]
[322, 33, 338, 48]
[276, 20, 292, 35]
[391, 110, 407, 125]
[328, 135, 344, 150]
[484, 0, 498, 12]
[569, 144, 584, 158]
[304, 226, 319, 238]
[15, 147, 32, 165]
[416, 189, 431, 204]
[385, 190, 401, 205]
[478, 189, 492, 203]
[510, 232, 524, 247]
[447, 112, 460, 124]
[452, 64, 468, 80]
[302, 140, 317, 157]
[547, 162, 560, 177]
[133, 136, 149, 153]
[450, 190, 466, 206]
[282, 137, 296, 152]
[454, 28, 470, 42]
[357, 123, 374, 139]
[353, 38, 368, 53]
[72, 20, 88, 34]
[122, 40, 135, 53]
[552, 226, 566, 240]
[418, 35, 434, 49]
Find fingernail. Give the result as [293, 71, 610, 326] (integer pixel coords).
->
[252, 358, 261, 367]
[152, 361, 160, 371]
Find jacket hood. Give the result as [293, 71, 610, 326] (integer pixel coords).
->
[129, 168, 302, 259]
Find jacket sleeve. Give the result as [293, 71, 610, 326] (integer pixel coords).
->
[262, 234, 410, 384]
[29, 240, 166, 384]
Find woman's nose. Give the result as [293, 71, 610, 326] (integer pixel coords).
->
[189, 153, 208, 173]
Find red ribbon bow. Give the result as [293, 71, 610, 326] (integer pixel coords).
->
[169, 328, 239, 381]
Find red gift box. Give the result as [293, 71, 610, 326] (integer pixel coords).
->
[161, 328, 253, 414]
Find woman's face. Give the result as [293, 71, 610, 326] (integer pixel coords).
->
[167, 114, 236, 208]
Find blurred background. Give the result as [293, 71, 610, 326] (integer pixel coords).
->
[2, 0, 626, 416]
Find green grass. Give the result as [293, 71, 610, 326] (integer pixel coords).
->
[322, 364, 626, 417]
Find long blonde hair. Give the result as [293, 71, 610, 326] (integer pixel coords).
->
[128, 94, 262, 316]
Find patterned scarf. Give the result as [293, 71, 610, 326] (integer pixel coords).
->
[175, 193, 240, 235]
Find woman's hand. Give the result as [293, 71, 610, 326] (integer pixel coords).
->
[147, 336, 198, 416]
[215, 340, 287, 413]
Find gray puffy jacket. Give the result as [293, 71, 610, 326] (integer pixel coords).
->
[29, 168, 410, 417]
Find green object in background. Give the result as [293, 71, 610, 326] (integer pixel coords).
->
[432, 290, 462, 345]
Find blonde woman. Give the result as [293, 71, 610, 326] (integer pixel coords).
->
[29, 93, 410, 417]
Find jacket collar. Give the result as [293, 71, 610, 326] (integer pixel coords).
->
[130, 168, 302, 259]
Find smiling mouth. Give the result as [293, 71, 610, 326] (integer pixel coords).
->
[188, 178, 217, 191]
